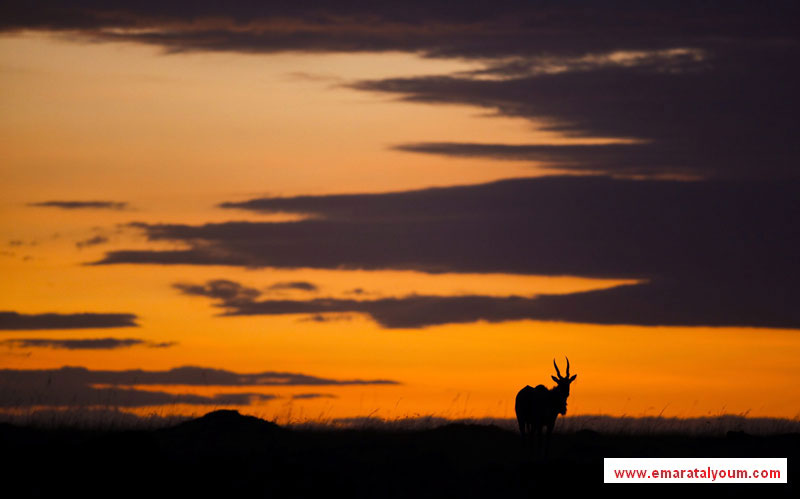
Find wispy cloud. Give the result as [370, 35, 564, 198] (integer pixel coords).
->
[291, 393, 337, 399]
[29, 201, 128, 210]
[76, 236, 109, 249]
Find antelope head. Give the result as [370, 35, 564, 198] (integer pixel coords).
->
[551, 357, 577, 392]
[551, 357, 577, 414]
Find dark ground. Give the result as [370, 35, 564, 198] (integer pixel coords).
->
[1, 410, 796, 497]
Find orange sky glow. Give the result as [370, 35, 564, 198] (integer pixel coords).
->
[2, 32, 798, 423]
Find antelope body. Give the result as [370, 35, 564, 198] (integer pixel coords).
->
[515, 357, 577, 455]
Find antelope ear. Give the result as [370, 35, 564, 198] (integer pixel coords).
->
[551, 376, 559, 382]
[569, 374, 577, 382]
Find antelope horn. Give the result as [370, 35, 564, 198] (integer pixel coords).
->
[553, 358, 563, 379]
[566, 356, 570, 378]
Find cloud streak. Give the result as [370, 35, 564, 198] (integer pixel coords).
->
[100, 176, 796, 277]
[267, 281, 318, 292]
[0, 366, 398, 408]
[175, 279, 800, 330]
[0, 366, 398, 387]
[29, 201, 128, 210]
[0, 338, 176, 350]
[0, 311, 138, 330]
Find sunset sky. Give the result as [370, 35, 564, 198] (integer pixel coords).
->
[1, 1, 799, 422]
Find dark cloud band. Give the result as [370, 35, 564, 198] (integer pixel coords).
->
[175, 279, 800, 330]
[357, 42, 800, 180]
[3, 3, 798, 181]
[112, 174, 800, 329]
[4, 3, 797, 181]
[2, 2, 796, 58]
[0, 311, 138, 330]
[100, 176, 797, 279]
[0, 338, 175, 350]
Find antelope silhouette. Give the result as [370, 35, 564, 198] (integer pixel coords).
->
[515, 357, 577, 456]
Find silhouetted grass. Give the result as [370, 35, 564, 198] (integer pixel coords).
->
[0, 406, 189, 430]
[3, 406, 799, 435]
[1, 409, 797, 497]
